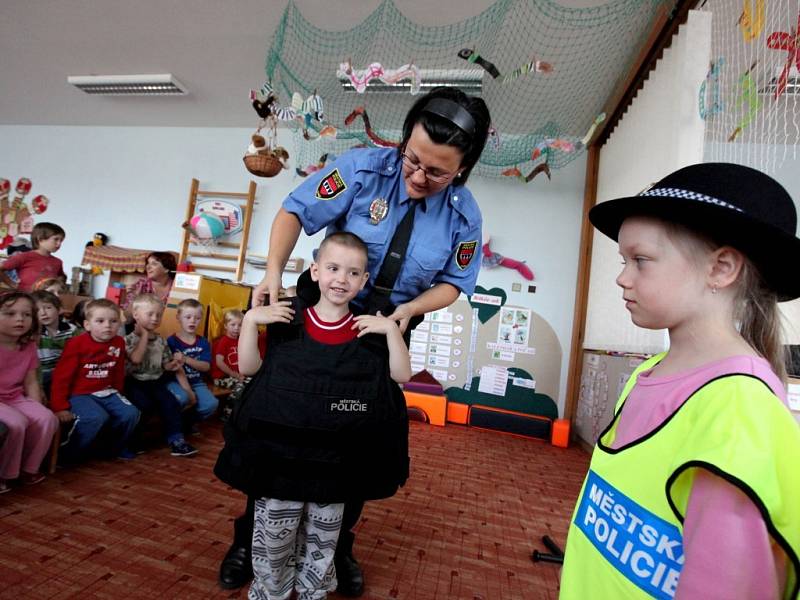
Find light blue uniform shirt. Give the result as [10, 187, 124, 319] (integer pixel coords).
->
[283, 147, 482, 308]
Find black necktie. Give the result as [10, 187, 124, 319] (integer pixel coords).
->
[369, 201, 419, 312]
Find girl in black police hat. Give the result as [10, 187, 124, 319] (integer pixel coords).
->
[560, 163, 800, 600]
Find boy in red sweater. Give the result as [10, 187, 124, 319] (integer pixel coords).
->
[50, 299, 140, 462]
[0, 222, 67, 292]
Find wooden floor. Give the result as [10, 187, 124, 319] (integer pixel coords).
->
[0, 420, 589, 600]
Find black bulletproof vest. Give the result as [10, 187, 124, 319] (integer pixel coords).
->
[214, 309, 409, 503]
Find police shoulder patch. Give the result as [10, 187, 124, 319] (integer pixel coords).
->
[455, 240, 478, 270]
[315, 168, 347, 200]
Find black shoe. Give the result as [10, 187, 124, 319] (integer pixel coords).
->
[335, 552, 365, 597]
[218, 543, 253, 590]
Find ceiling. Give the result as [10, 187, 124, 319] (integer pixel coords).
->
[0, 0, 628, 129]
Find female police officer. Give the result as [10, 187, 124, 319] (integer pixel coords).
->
[219, 86, 491, 596]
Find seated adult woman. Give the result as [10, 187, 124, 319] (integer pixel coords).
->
[122, 251, 176, 317]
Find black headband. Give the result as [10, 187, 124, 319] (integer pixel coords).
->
[421, 98, 476, 138]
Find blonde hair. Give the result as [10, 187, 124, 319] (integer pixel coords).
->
[131, 293, 164, 312]
[85, 298, 122, 320]
[223, 308, 244, 323]
[177, 298, 203, 315]
[664, 220, 786, 381]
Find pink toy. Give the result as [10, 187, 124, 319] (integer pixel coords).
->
[482, 237, 534, 281]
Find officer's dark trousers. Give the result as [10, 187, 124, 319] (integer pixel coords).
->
[233, 495, 364, 557]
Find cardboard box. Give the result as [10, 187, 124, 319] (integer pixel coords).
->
[158, 273, 252, 338]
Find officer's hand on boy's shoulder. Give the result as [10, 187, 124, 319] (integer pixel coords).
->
[244, 302, 295, 325]
[352, 311, 400, 337]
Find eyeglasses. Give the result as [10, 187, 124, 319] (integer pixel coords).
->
[401, 153, 458, 184]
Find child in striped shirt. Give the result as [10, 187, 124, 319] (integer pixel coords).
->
[32, 290, 79, 396]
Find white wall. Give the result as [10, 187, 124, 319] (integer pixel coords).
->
[0, 124, 586, 411]
[584, 11, 711, 354]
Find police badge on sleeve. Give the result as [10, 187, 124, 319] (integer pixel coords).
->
[455, 240, 478, 270]
[315, 168, 347, 200]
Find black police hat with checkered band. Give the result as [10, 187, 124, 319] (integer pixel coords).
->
[589, 162, 800, 301]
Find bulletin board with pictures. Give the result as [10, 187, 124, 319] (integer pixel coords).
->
[408, 289, 562, 405]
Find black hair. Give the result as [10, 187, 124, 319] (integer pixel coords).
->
[145, 251, 178, 279]
[400, 86, 491, 186]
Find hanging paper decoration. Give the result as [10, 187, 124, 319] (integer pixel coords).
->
[531, 138, 574, 161]
[458, 48, 501, 78]
[766, 12, 800, 100]
[728, 63, 762, 141]
[250, 81, 330, 140]
[699, 59, 724, 120]
[31, 195, 49, 214]
[481, 237, 534, 281]
[0, 177, 47, 248]
[502, 162, 551, 183]
[344, 107, 399, 147]
[336, 60, 422, 94]
[501, 58, 554, 83]
[458, 48, 553, 84]
[487, 126, 501, 151]
[296, 153, 337, 177]
[738, 0, 765, 42]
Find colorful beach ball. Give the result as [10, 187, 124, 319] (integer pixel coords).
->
[190, 212, 225, 240]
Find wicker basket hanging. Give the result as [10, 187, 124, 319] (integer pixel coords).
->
[243, 115, 288, 178]
[243, 153, 284, 178]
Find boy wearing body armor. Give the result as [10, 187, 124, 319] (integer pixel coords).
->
[215, 232, 411, 600]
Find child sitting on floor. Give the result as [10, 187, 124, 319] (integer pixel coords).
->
[211, 308, 256, 417]
[166, 299, 218, 429]
[50, 299, 139, 462]
[124, 294, 197, 457]
[0, 291, 59, 493]
[32, 290, 80, 396]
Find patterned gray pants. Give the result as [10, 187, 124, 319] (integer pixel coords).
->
[249, 498, 344, 600]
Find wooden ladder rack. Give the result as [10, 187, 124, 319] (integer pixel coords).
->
[178, 178, 257, 281]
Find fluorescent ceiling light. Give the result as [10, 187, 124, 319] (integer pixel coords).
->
[67, 73, 188, 96]
[339, 69, 483, 94]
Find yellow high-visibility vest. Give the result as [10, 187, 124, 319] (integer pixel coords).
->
[560, 353, 800, 599]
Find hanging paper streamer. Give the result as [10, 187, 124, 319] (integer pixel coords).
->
[502, 163, 551, 183]
[336, 61, 422, 94]
[458, 48, 501, 78]
[699, 59, 724, 120]
[458, 48, 553, 84]
[766, 12, 800, 100]
[531, 138, 574, 160]
[501, 58, 554, 83]
[738, 0, 765, 42]
[344, 107, 399, 147]
[482, 238, 534, 280]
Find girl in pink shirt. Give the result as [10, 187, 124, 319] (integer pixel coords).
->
[0, 291, 59, 494]
[561, 163, 800, 599]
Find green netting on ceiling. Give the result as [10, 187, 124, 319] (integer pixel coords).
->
[263, 0, 669, 178]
